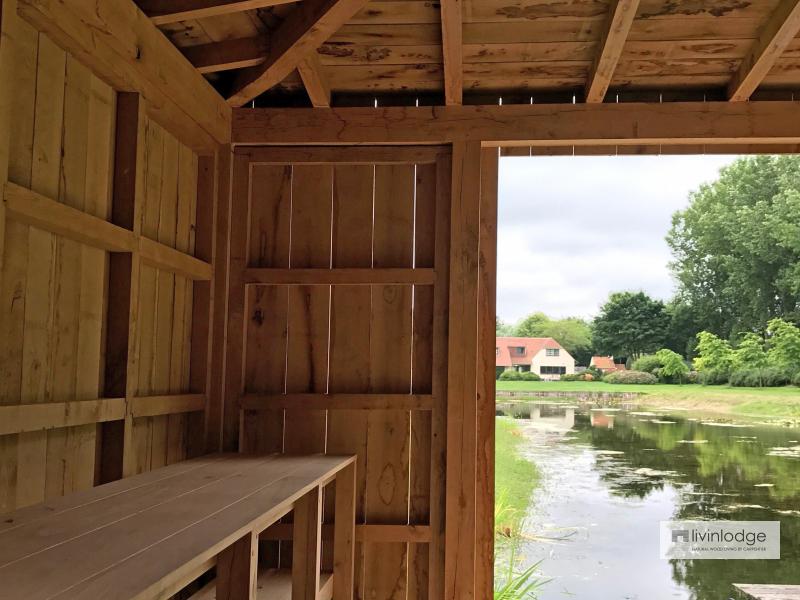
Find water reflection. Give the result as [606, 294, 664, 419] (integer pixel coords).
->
[496, 402, 800, 600]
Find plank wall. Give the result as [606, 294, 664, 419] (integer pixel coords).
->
[0, 3, 215, 512]
[226, 146, 452, 599]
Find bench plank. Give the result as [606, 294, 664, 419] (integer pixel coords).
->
[735, 584, 800, 600]
[0, 454, 355, 600]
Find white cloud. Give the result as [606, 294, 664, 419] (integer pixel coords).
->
[497, 154, 739, 323]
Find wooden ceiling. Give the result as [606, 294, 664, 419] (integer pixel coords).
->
[135, 0, 800, 107]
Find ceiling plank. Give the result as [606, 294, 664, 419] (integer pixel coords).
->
[18, 0, 230, 151]
[138, 0, 299, 25]
[227, 0, 371, 106]
[728, 0, 800, 101]
[585, 0, 641, 103]
[297, 53, 332, 107]
[441, 0, 463, 105]
[231, 101, 800, 147]
[182, 36, 269, 73]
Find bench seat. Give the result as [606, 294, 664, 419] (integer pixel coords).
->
[0, 453, 356, 600]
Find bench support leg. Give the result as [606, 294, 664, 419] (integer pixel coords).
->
[293, 486, 322, 600]
[333, 462, 356, 600]
[217, 531, 258, 600]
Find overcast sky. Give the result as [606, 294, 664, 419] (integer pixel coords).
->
[497, 155, 739, 324]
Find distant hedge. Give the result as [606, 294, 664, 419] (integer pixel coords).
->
[729, 368, 791, 388]
[603, 370, 658, 385]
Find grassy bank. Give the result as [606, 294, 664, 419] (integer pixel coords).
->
[495, 417, 540, 535]
[496, 380, 800, 419]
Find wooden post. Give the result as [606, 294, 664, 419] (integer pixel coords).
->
[476, 147, 499, 599]
[100, 92, 146, 482]
[292, 486, 323, 600]
[216, 531, 259, 600]
[444, 141, 482, 600]
[333, 462, 356, 600]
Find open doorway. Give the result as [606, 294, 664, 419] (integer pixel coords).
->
[492, 154, 800, 599]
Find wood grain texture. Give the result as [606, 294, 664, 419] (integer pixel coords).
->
[586, 0, 641, 102]
[441, 0, 463, 105]
[140, 0, 299, 25]
[297, 52, 332, 107]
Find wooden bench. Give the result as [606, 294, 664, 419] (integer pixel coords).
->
[0, 453, 356, 600]
[734, 584, 800, 600]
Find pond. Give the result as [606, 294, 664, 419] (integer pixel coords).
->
[496, 402, 800, 600]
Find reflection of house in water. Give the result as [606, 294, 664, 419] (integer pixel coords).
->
[497, 402, 576, 429]
[590, 411, 615, 429]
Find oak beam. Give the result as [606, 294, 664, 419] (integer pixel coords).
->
[139, 237, 213, 281]
[231, 102, 800, 147]
[585, 0, 640, 103]
[297, 53, 331, 107]
[226, 0, 370, 106]
[18, 0, 231, 151]
[129, 394, 207, 418]
[728, 0, 800, 101]
[0, 399, 127, 436]
[440, 0, 463, 105]
[139, 0, 298, 25]
[182, 36, 269, 74]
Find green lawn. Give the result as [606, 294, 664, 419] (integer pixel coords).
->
[495, 418, 539, 535]
[496, 380, 800, 418]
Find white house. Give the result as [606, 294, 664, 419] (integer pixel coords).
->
[496, 337, 576, 381]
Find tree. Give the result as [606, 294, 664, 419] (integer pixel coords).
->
[766, 318, 800, 373]
[592, 291, 670, 360]
[668, 156, 800, 338]
[656, 349, 689, 384]
[693, 331, 734, 373]
[496, 317, 514, 336]
[511, 311, 593, 365]
[514, 312, 549, 337]
[733, 332, 768, 387]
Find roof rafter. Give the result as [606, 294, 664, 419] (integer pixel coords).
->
[585, 0, 641, 103]
[181, 36, 268, 73]
[138, 0, 298, 26]
[226, 0, 370, 106]
[440, 0, 463, 105]
[297, 53, 331, 107]
[728, 0, 800, 101]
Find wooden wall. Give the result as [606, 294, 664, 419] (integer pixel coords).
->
[0, 2, 216, 513]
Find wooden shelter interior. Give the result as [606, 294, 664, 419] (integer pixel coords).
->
[1, 0, 800, 598]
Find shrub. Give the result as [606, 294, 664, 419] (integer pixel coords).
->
[584, 365, 604, 380]
[697, 368, 730, 386]
[730, 367, 791, 388]
[687, 371, 699, 384]
[793, 371, 800, 387]
[561, 373, 591, 382]
[520, 371, 541, 381]
[632, 354, 662, 374]
[498, 370, 522, 381]
[603, 370, 658, 385]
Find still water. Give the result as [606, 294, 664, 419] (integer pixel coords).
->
[496, 402, 800, 600]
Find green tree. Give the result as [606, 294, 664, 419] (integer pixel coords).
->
[509, 311, 593, 365]
[733, 332, 768, 371]
[693, 331, 734, 373]
[592, 291, 670, 360]
[496, 317, 514, 336]
[514, 312, 549, 337]
[655, 349, 689, 384]
[668, 156, 800, 338]
[766, 318, 800, 373]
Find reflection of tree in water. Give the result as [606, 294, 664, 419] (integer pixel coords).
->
[566, 412, 800, 595]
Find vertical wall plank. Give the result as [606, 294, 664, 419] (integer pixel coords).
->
[428, 152, 452, 600]
[284, 165, 332, 454]
[327, 163, 374, 596]
[363, 164, 415, 600]
[476, 147, 499, 600]
[217, 531, 258, 600]
[444, 141, 482, 600]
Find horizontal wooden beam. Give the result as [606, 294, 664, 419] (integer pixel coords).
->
[261, 524, 431, 544]
[139, 0, 299, 25]
[728, 0, 800, 101]
[129, 394, 207, 418]
[231, 101, 800, 147]
[139, 237, 213, 280]
[244, 268, 435, 285]
[182, 36, 269, 74]
[240, 394, 433, 411]
[235, 145, 446, 164]
[0, 399, 126, 435]
[18, 0, 231, 151]
[4, 182, 135, 252]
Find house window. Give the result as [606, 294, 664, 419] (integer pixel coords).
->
[496, 347, 500, 356]
[540, 366, 567, 375]
[546, 348, 560, 357]
[513, 346, 526, 356]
